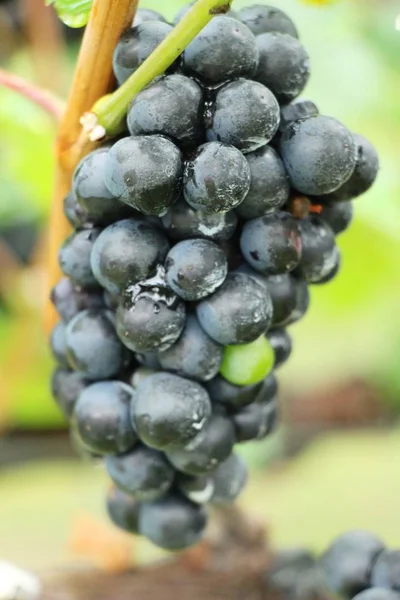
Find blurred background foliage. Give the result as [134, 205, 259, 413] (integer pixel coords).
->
[0, 0, 400, 571]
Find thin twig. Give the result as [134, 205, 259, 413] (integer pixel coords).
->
[0, 68, 65, 120]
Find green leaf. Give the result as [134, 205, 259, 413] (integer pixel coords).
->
[47, 0, 92, 28]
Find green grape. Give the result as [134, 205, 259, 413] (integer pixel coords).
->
[219, 335, 275, 386]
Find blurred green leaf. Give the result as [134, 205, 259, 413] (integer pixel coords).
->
[46, 0, 92, 27]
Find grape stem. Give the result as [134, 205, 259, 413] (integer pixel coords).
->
[86, 0, 233, 140]
[0, 68, 65, 121]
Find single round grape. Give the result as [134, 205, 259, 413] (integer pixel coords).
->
[205, 375, 263, 412]
[165, 238, 228, 301]
[133, 8, 166, 26]
[113, 21, 174, 85]
[210, 453, 248, 504]
[183, 142, 251, 214]
[174, 2, 237, 24]
[63, 191, 89, 229]
[280, 277, 310, 327]
[267, 328, 292, 368]
[104, 136, 182, 216]
[240, 213, 302, 275]
[116, 281, 186, 353]
[161, 197, 238, 242]
[319, 201, 354, 236]
[312, 247, 341, 285]
[128, 75, 204, 149]
[317, 134, 379, 202]
[296, 216, 337, 283]
[73, 381, 136, 455]
[233, 397, 278, 442]
[236, 146, 290, 219]
[166, 414, 235, 476]
[255, 33, 310, 104]
[279, 99, 319, 132]
[106, 445, 175, 501]
[371, 551, 400, 591]
[353, 590, 400, 600]
[196, 273, 273, 345]
[51, 368, 89, 419]
[280, 116, 357, 196]
[91, 218, 169, 295]
[65, 309, 128, 380]
[238, 4, 298, 37]
[51, 278, 104, 323]
[132, 372, 212, 450]
[50, 321, 69, 368]
[263, 274, 297, 327]
[72, 149, 133, 226]
[220, 335, 275, 386]
[106, 486, 141, 534]
[183, 17, 258, 85]
[159, 315, 223, 382]
[58, 229, 100, 287]
[321, 531, 385, 599]
[177, 474, 214, 505]
[207, 79, 280, 153]
[138, 494, 207, 551]
[256, 371, 279, 403]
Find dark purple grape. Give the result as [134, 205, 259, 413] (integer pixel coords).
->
[132, 372, 212, 450]
[196, 273, 273, 345]
[106, 445, 175, 501]
[161, 197, 238, 242]
[104, 136, 182, 217]
[127, 74, 204, 149]
[165, 238, 227, 301]
[267, 328, 292, 368]
[51, 368, 89, 419]
[371, 551, 400, 591]
[240, 213, 302, 275]
[63, 191, 89, 229]
[236, 146, 290, 219]
[205, 374, 263, 412]
[279, 100, 319, 132]
[206, 79, 280, 153]
[183, 17, 258, 85]
[210, 453, 247, 504]
[232, 397, 278, 442]
[158, 315, 223, 382]
[264, 274, 297, 327]
[318, 201, 354, 235]
[113, 22, 174, 85]
[280, 116, 357, 196]
[58, 229, 100, 288]
[183, 142, 251, 214]
[280, 277, 310, 327]
[177, 473, 214, 505]
[50, 321, 69, 368]
[51, 277, 104, 323]
[106, 486, 141, 534]
[237, 4, 298, 37]
[296, 216, 337, 283]
[91, 218, 169, 295]
[312, 247, 341, 285]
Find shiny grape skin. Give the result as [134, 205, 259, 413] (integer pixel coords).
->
[58, 229, 101, 288]
[165, 238, 228, 302]
[113, 21, 174, 85]
[318, 201, 354, 235]
[106, 445, 175, 501]
[296, 216, 337, 283]
[158, 314, 223, 382]
[127, 74, 204, 150]
[51, 368, 89, 419]
[72, 149, 133, 226]
[91, 218, 170, 295]
[280, 116, 357, 196]
[166, 414, 235, 475]
[237, 4, 298, 38]
[236, 146, 290, 219]
[73, 381, 137, 455]
[138, 494, 208, 551]
[51, 277, 104, 323]
[106, 486, 141, 534]
[240, 212, 302, 275]
[65, 309, 129, 380]
[210, 453, 248, 504]
[206, 79, 280, 153]
[183, 17, 259, 85]
[267, 328, 292, 368]
[255, 33, 310, 104]
[205, 374, 263, 412]
[183, 142, 251, 214]
[232, 396, 278, 443]
[196, 273, 273, 345]
[132, 372, 212, 451]
[161, 197, 238, 242]
[104, 136, 183, 217]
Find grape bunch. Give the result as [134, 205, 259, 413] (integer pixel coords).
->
[50, 3, 379, 551]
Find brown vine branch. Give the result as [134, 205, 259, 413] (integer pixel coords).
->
[44, 0, 139, 335]
[0, 68, 65, 120]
